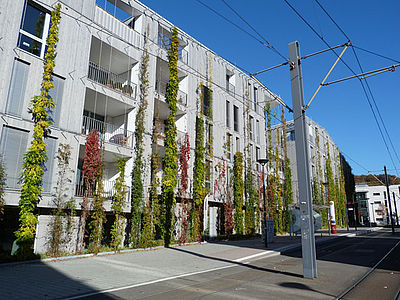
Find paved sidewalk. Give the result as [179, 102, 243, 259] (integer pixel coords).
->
[0, 228, 376, 300]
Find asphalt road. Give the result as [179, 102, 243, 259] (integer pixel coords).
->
[78, 229, 400, 300]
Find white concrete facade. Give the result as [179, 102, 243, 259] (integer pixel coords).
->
[0, 0, 279, 253]
[355, 184, 400, 226]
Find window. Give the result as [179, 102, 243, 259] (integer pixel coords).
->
[233, 105, 239, 132]
[249, 116, 254, 141]
[206, 122, 213, 156]
[253, 87, 258, 111]
[256, 120, 260, 144]
[384, 191, 386, 199]
[373, 192, 381, 196]
[202, 85, 211, 118]
[287, 130, 295, 141]
[256, 146, 261, 171]
[42, 137, 56, 193]
[235, 137, 240, 154]
[6, 59, 30, 116]
[225, 133, 232, 161]
[18, 1, 51, 58]
[226, 100, 230, 128]
[250, 144, 254, 162]
[0, 126, 28, 189]
[48, 74, 65, 127]
[374, 201, 381, 204]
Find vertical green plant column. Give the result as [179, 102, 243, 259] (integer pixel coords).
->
[178, 133, 190, 243]
[192, 83, 206, 242]
[233, 152, 244, 234]
[281, 107, 293, 232]
[15, 4, 61, 258]
[265, 103, 275, 220]
[325, 142, 337, 226]
[111, 157, 127, 252]
[315, 132, 327, 227]
[48, 144, 73, 257]
[161, 26, 179, 247]
[131, 29, 150, 247]
[274, 129, 283, 233]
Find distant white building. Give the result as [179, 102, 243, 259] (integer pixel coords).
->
[355, 184, 400, 226]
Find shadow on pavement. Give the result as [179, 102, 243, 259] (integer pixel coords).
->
[0, 261, 114, 299]
[169, 246, 303, 279]
[281, 231, 400, 271]
[279, 282, 335, 297]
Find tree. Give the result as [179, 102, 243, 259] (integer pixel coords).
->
[161, 26, 179, 246]
[77, 129, 101, 253]
[15, 4, 61, 259]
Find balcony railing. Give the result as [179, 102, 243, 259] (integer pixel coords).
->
[155, 80, 187, 106]
[88, 61, 137, 98]
[82, 115, 134, 148]
[226, 82, 235, 96]
[94, 6, 142, 48]
[157, 32, 188, 64]
[75, 180, 131, 202]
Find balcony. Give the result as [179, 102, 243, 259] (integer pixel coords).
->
[82, 115, 134, 148]
[94, 5, 142, 48]
[75, 180, 131, 203]
[88, 61, 137, 98]
[226, 82, 235, 96]
[155, 80, 187, 107]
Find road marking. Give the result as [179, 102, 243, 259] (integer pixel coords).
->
[62, 248, 283, 300]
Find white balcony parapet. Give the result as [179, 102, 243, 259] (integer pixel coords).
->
[82, 115, 134, 148]
[94, 5, 142, 48]
[75, 180, 131, 203]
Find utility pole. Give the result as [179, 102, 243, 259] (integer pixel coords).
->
[384, 166, 395, 234]
[393, 192, 399, 225]
[289, 41, 317, 279]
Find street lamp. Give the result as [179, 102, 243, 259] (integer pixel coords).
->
[257, 158, 269, 247]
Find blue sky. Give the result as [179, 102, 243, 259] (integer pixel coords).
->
[138, 0, 400, 176]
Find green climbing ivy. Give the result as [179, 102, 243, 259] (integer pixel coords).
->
[233, 152, 244, 234]
[15, 4, 61, 259]
[111, 157, 127, 252]
[130, 28, 150, 246]
[161, 26, 179, 247]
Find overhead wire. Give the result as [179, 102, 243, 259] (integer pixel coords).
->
[313, 0, 400, 176]
[283, 0, 399, 177]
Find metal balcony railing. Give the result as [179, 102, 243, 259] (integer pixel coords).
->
[226, 82, 235, 96]
[157, 32, 188, 64]
[155, 80, 187, 106]
[75, 180, 131, 202]
[88, 61, 137, 98]
[82, 115, 134, 148]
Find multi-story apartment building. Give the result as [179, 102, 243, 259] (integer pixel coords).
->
[355, 184, 400, 226]
[0, 0, 280, 253]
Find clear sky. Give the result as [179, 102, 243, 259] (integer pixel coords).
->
[138, 0, 400, 176]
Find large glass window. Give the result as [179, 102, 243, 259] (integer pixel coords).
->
[48, 75, 65, 127]
[226, 100, 230, 128]
[0, 126, 28, 189]
[233, 105, 239, 132]
[18, 1, 50, 58]
[6, 59, 30, 117]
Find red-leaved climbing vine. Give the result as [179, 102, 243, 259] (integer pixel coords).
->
[179, 133, 190, 243]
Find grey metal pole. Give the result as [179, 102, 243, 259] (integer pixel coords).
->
[288, 41, 317, 279]
[345, 194, 349, 231]
[393, 192, 399, 226]
[384, 166, 395, 234]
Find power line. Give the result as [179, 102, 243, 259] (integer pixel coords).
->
[352, 45, 400, 64]
[283, 0, 399, 177]
[220, 0, 289, 62]
[313, 0, 400, 176]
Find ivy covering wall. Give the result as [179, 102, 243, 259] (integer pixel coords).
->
[161, 26, 179, 246]
[15, 4, 61, 258]
[233, 152, 244, 234]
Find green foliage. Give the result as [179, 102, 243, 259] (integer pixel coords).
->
[48, 144, 74, 257]
[111, 157, 127, 251]
[178, 134, 190, 243]
[192, 83, 206, 242]
[281, 107, 293, 232]
[233, 152, 244, 234]
[15, 4, 61, 259]
[244, 160, 256, 235]
[161, 26, 179, 247]
[139, 202, 153, 248]
[130, 34, 150, 246]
